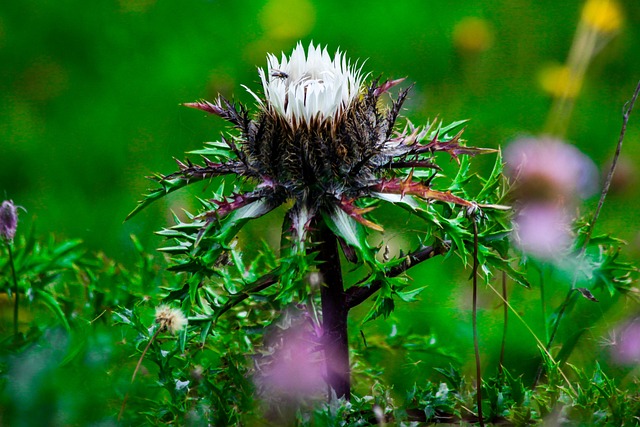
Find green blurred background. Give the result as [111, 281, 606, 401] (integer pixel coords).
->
[1, 0, 639, 387]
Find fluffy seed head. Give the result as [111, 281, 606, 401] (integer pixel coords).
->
[155, 305, 188, 334]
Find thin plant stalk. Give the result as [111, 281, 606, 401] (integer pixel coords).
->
[472, 218, 484, 427]
[498, 271, 508, 379]
[118, 326, 162, 421]
[535, 79, 640, 387]
[485, 282, 576, 396]
[6, 243, 19, 337]
[539, 266, 548, 343]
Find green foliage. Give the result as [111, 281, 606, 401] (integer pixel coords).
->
[0, 207, 638, 425]
[1, 3, 640, 424]
[0, 231, 174, 425]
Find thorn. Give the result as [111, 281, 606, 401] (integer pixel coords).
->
[174, 157, 188, 169]
[373, 77, 406, 97]
[182, 100, 225, 116]
[403, 125, 422, 146]
[400, 169, 415, 198]
[430, 129, 440, 145]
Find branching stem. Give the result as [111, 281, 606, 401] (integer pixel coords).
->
[346, 242, 449, 309]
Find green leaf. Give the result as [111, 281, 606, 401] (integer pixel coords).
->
[178, 325, 188, 353]
[450, 154, 472, 194]
[323, 207, 377, 265]
[188, 140, 237, 160]
[395, 285, 427, 302]
[372, 192, 421, 210]
[362, 293, 395, 323]
[214, 199, 275, 242]
[188, 274, 202, 306]
[425, 119, 469, 140]
[199, 320, 212, 342]
[34, 288, 70, 332]
[113, 308, 134, 326]
[126, 175, 193, 220]
[475, 150, 505, 202]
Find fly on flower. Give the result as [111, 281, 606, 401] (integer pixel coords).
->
[270, 70, 289, 79]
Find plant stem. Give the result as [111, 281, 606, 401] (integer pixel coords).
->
[535, 79, 640, 387]
[6, 243, 19, 337]
[472, 218, 484, 427]
[346, 242, 449, 309]
[213, 272, 279, 319]
[498, 271, 508, 379]
[583, 79, 640, 252]
[119, 326, 162, 421]
[539, 266, 547, 343]
[131, 327, 162, 383]
[316, 220, 350, 400]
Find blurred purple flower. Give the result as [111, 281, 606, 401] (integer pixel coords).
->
[261, 333, 325, 397]
[254, 313, 326, 403]
[609, 317, 640, 365]
[512, 202, 573, 259]
[504, 137, 598, 201]
[0, 200, 19, 242]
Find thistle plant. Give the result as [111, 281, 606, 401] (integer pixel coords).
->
[128, 42, 514, 404]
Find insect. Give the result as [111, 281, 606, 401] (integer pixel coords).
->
[271, 70, 289, 79]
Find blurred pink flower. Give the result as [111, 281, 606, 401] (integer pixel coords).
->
[504, 137, 598, 201]
[609, 317, 640, 365]
[254, 312, 326, 402]
[512, 202, 573, 259]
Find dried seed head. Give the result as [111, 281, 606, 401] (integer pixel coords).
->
[0, 200, 19, 243]
[306, 271, 323, 288]
[155, 305, 188, 334]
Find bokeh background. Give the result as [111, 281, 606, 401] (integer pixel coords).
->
[2, 0, 640, 391]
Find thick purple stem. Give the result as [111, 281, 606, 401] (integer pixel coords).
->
[316, 220, 351, 400]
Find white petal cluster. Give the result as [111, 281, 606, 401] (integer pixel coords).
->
[246, 42, 365, 125]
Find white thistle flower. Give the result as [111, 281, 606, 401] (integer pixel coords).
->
[155, 304, 188, 334]
[178, 41, 481, 243]
[245, 42, 365, 126]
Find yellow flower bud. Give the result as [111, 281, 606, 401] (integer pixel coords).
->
[453, 17, 494, 53]
[539, 64, 583, 99]
[581, 0, 623, 33]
